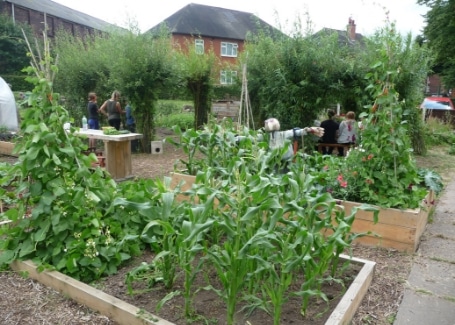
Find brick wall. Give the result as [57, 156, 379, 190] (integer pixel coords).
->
[0, 2, 98, 39]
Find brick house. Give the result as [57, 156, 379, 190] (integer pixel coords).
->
[0, 0, 115, 39]
[147, 3, 283, 85]
[425, 74, 454, 98]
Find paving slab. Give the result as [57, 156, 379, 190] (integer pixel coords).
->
[433, 199, 455, 214]
[417, 236, 455, 261]
[394, 289, 455, 325]
[424, 219, 455, 238]
[394, 178, 455, 325]
[406, 256, 455, 297]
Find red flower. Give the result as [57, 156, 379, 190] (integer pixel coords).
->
[337, 174, 347, 187]
[368, 154, 374, 160]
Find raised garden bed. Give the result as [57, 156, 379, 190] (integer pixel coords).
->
[331, 191, 435, 253]
[10, 255, 375, 325]
[170, 173, 435, 253]
[0, 140, 16, 157]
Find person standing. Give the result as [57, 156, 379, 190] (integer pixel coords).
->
[125, 100, 138, 152]
[125, 101, 135, 133]
[87, 92, 99, 149]
[337, 111, 358, 156]
[319, 109, 339, 155]
[99, 90, 124, 130]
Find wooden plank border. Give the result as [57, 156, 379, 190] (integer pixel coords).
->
[10, 260, 175, 325]
[326, 254, 376, 325]
[9, 255, 374, 325]
[0, 140, 17, 157]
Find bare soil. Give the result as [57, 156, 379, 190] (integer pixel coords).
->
[0, 129, 431, 324]
[98, 250, 362, 325]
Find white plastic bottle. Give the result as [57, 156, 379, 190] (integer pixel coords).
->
[82, 116, 88, 131]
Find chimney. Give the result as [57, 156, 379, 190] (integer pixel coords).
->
[347, 18, 356, 41]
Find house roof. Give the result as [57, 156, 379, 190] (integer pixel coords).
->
[315, 27, 365, 46]
[147, 3, 283, 40]
[4, 0, 115, 32]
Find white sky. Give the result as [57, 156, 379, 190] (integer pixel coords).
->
[51, 0, 429, 36]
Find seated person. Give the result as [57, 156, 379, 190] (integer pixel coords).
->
[319, 109, 339, 155]
[337, 111, 358, 156]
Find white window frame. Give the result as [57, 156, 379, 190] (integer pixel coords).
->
[220, 70, 238, 85]
[221, 42, 238, 57]
[195, 39, 204, 54]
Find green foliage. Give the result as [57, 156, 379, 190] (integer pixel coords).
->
[213, 83, 241, 100]
[128, 123, 367, 324]
[0, 33, 143, 282]
[307, 23, 435, 209]
[156, 100, 191, 116]
[0, 14, 33, 78]
[418, 0, 455, 87]
[155, 100, 195, 130]
[2, 74, 32, 92]
[178, 43, 216, 129]
[448, 144, 455, 155]
[365, 24, 431, 155]
[54, 28, 178, 152]
[156, 113, 194, 130]
[422, 116, 455, 146]
[244, 27, 363, 130]
[244, 18, 430, 158]
[417, 168, 443, 195]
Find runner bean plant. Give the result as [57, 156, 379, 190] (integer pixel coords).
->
[0, 32, 144, 282]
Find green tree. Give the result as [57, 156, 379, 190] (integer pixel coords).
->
[179, 44, 216, 129]
[244, 23, 362, 130]
[53, 31, 111, 112]
[0, 14, 33, 87]
[55, 26, 177, 152]
[417, 0, 455, 88]
[244, 17, 429, 154]
[107, 30, 177, 152]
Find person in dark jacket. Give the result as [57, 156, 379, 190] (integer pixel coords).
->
[125, 100, 138, 152]
[319, 109, 339, 155]
[87, 92, 99, 148]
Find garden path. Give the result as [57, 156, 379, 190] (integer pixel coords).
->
[394, 177, 455, 325]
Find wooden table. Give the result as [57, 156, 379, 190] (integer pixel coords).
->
[75, 129, 143, 181]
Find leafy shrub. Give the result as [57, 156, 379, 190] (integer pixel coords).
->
[448, 144, 455, 155]
[422, 117, 455, 146]
[156, 113, 194, 130]
[156, 100, 192, 116]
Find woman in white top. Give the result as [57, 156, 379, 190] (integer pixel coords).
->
[337, 111, 357, 156]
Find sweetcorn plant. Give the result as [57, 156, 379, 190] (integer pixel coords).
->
[145, 125, 376, 324]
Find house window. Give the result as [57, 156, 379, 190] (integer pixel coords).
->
[195, 39, 204, 54]
[221, 42, 238, 57]
[220, 70, 237, 85]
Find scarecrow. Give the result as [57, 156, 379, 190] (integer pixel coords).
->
[237, 118, 324, 173]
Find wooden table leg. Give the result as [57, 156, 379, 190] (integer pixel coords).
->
[104, 140, 133, 181]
